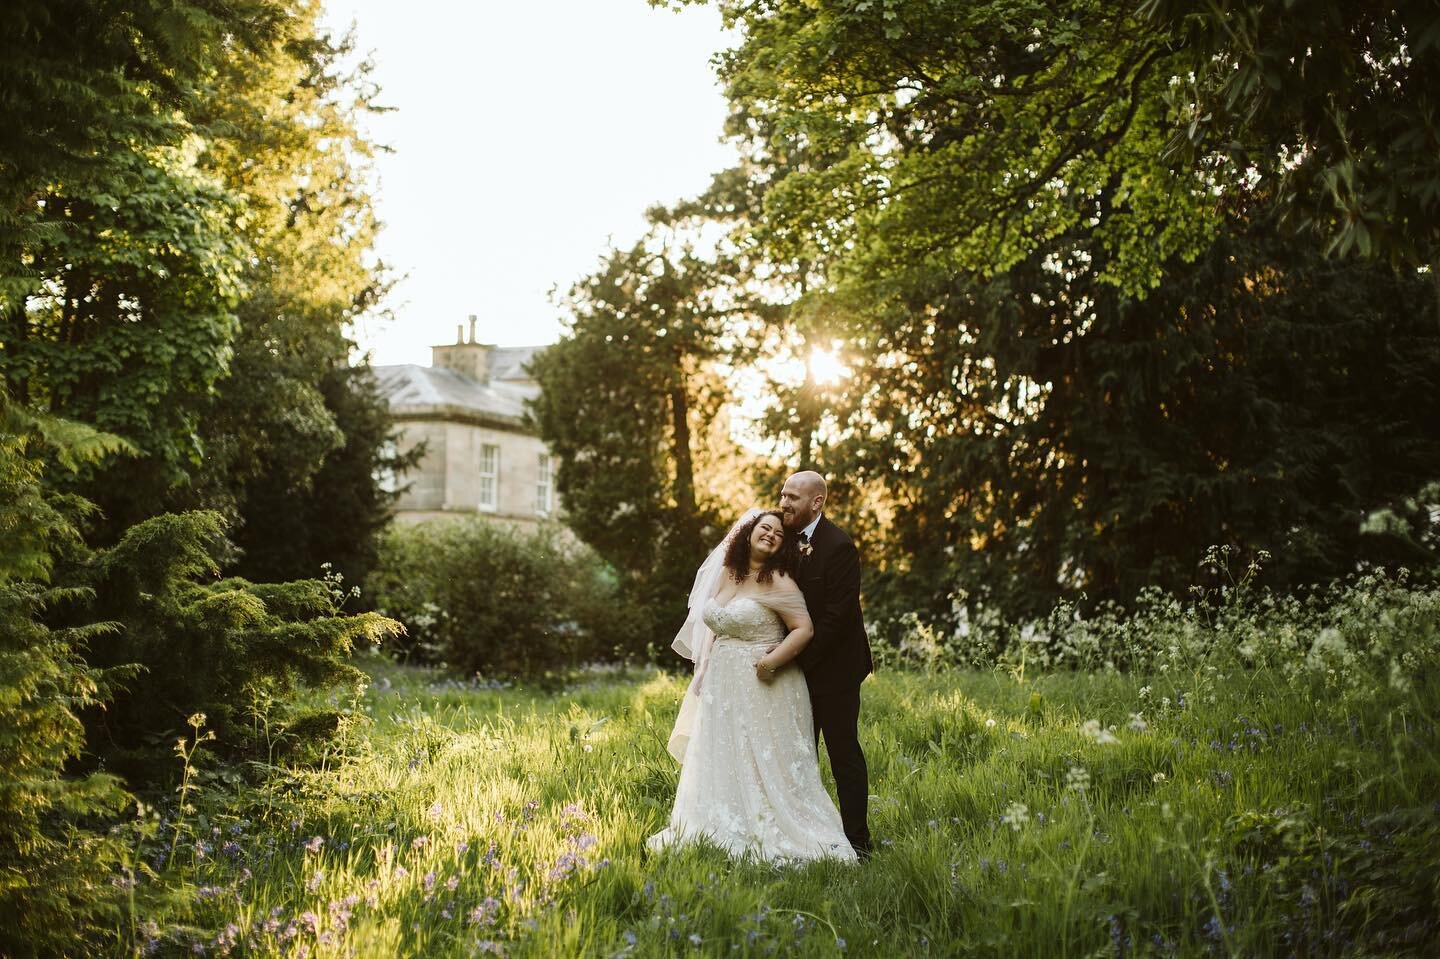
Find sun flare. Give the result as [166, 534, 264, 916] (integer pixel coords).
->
[808, 346, 849, 386]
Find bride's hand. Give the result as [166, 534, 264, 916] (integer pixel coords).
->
[754, 656, 779, 684]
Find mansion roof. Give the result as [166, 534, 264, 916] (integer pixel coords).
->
[374, 345, 544, 431]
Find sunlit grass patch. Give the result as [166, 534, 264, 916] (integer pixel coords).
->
[112, 597, 1440, 958]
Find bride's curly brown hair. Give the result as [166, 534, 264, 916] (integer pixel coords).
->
[723, 509, 800, 585]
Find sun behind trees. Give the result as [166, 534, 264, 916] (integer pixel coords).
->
[529, 0, 1440, 631]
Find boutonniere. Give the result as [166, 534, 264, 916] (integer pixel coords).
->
[799, 542, 813, 557]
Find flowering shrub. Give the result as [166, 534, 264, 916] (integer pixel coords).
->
[877, 548, 1440, 702]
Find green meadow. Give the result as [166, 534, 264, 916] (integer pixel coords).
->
[118, 576, 1439, 957]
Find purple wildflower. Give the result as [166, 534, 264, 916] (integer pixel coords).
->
[469, 897, 501, 926]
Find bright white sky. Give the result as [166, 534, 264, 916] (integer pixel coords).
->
[321, 0, 739, 367]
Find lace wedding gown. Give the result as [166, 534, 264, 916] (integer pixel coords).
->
[647, 596, 856, 863]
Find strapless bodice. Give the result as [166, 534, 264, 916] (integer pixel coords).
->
[702, 597, 786, 646]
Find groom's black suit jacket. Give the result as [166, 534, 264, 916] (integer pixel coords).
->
[794, 515, 874, 694]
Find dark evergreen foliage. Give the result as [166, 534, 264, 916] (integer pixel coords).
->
[0, 396, 132, 957]
[527, 235, 738, 640]
[69, 510, 402, 783]
[229, 366, 422, 592]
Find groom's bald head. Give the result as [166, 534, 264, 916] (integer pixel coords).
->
[779, 471, 827, 531]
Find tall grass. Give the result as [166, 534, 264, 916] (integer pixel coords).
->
[114, 568, 1438, 957]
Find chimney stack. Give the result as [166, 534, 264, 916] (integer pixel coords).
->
[433, 314, 493, 383]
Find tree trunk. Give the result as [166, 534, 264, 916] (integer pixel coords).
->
[667, 355, 701, 558]
[798, 340, 816, 468]
[1432, 262, 1439, 335]
[1, 301, 27, 404]
[795, 264, 819, 467]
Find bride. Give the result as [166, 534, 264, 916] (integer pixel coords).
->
[647, 509, 856, 863]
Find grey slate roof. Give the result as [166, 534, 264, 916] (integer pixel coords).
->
[373, 357, 543, 429]
[488, 345, 543, 382]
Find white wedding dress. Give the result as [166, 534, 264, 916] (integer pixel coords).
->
[646, 595, 856, 864]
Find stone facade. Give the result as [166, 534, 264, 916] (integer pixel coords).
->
[375, 319, 557, 531]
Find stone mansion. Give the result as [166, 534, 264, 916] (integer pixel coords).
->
[375, 317, 557, 528]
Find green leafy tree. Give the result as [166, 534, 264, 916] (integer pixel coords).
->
[657, 0, 1440, 622]
[1148, 0, 1440, 271]
[0, 0, 283, 308]
[1, 142, 248, 526]
[529, 231, 741, 628]
[669, 0, 1218, 299]
[1, 0, 403, 571]
[186, 3, 403, 585]
[835, 209, 1440, 622]
[0, 1, 289, 526]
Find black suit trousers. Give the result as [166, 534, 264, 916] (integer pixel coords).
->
[810, 683, 870, 855]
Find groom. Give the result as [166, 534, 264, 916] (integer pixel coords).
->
[778, 470, 874, 859]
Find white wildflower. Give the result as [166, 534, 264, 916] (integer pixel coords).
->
[1306, 628, 1348, 668]
[1000, 802, 1030, 831]
[1127, 712, 1148, 733]
[1390, 660, 1411, 693]
[1080, 719, 1119, 745]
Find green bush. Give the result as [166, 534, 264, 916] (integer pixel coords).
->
[368, 519, 650, 679]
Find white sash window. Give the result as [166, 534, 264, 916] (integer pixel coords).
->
[535, 453, 553, 515]
[478, 443, 500, 511]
